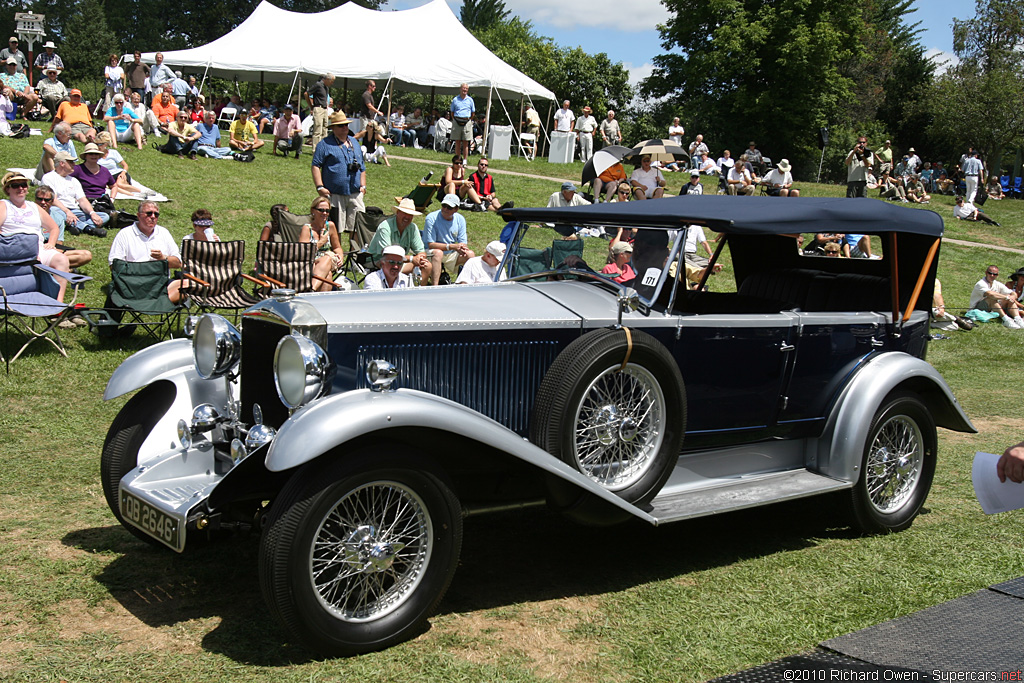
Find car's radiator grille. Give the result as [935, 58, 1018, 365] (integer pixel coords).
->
[355, 341, 561, 435]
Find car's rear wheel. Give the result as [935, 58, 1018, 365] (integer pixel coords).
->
[850, 392, 936, 533]
[100, 382, 176, 547]
[532, 328, 686, 519]
[259, 452, 462, 656]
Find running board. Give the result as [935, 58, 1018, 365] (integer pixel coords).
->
[647, 469, 851, 524]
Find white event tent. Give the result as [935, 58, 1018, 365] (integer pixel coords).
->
[140, 0, 555, 128]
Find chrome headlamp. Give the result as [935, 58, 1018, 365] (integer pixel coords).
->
[274, 333, 335, 409]
[193, 314, 241, 379]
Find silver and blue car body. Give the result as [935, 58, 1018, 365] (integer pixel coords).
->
[101, 195, 974, 656]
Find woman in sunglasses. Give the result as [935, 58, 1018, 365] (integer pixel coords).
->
[308, 195, 345, 291]
[0, 171, 73, 303]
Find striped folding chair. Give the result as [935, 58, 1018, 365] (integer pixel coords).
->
[251, 240, 318, 297]
[179, 240, 260, 321]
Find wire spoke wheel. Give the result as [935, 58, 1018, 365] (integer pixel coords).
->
[572, 364, 665, 491]
[850, 392, 935, 533]
[310, 481, 431, 622]
[864, 415, 922, 513]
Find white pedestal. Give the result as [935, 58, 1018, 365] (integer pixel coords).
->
[548, 131, 575, 164]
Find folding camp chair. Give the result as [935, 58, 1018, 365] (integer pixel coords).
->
[179, 240, 260, 321]
[432, 117, 454, 153]
[396, 181, 442, 215]
[217, 107, 238, 130]
[550, 238, 586, 270]
[251, 240, 319, 297]
[271, 210, 311, 243]
[511, 247, 550, 277]
[339, 209, 391, 286]
[90, 259, 182, 341]
[0, 233, 92, 370]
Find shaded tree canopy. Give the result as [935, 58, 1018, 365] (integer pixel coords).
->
[460, 0, 510, 32]
[641, 0, 932, 176]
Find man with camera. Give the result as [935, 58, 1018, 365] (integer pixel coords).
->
[844, 136, 874, 198]
[312, 112, 366, 237]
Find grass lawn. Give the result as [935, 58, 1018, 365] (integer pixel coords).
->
[2, 127, 1024, 682]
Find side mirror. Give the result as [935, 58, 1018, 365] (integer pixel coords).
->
[617, 288, 640, 326]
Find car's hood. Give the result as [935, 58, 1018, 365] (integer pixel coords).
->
[290, 281, 586, 332]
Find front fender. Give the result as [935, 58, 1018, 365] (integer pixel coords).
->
[815, 352, 975, 483]
[104, 338, 233, 467]
[104, 338, 195, 400]
[267, 388, 657, 524]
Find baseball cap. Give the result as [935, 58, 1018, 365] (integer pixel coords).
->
[440, 193, 460, 208]
[561, 181, 577, 192]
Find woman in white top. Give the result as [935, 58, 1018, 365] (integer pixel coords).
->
[0, 171, 72, 302]
[668, 117, 684, 146]
[96, 53, 125, 115]
[182, 208, 220, 242]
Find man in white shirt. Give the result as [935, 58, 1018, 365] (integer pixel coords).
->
[683, 224, 714, 268]
[763, 159, 799, 197]
[968, 265, 1023, 329]
[364, 245, 414, 290]
[456, 240, 508, 284]
[727, 162, 754, 196]
[574, 105, 597, 162]
[547, 181, 591, 208]
[630, 156, 666, 199]
[954, 195, 999, 225]
[41, 152, 108, 237]
[108, 200, 183, 302]
[554, 100, 574, 132]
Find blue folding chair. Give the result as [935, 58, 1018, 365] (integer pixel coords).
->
[0, 232, 91, 370]
[1012, 177, 1022, 199]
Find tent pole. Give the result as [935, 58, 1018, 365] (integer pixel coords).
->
[286, 71, 299, 113]
[483, 85, 493, 157]
[429, 87, 435, 118]
[542, 102, 554, 158]
[260, 72, 265, 101]
[342, 78, 348, 113]
[199, 63, 210, 99]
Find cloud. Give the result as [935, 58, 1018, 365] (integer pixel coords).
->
[925, 48, 960, 75]
[624, 61, 655, 88]
[501, 0, 669, 32]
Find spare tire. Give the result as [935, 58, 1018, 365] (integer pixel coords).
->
[531, 328, 686, 508]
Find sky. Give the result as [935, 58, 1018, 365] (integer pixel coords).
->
[384, 0, 973, 87]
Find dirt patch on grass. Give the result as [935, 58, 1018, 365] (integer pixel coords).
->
[945, 416, 1024, 442]
[445, 596, 605, 680]
[55, 598, 202, 655]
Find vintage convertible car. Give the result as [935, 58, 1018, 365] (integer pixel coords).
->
[100, 196, 974, 656]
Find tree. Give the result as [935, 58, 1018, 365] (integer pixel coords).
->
[642, 0, 867, 175]
[460, 0, 510, 32]
[59, 0, 119, 91]
[925, 0, 1024, 169]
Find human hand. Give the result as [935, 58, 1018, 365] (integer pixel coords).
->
[150, 249, 165, 261]
[997, 441, 1024, 483]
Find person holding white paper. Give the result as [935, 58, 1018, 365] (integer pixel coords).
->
[997, 442, 1024, 483]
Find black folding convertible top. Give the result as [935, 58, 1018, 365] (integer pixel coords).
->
[502, 195, 945, 237]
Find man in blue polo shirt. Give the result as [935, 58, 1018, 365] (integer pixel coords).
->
[195, 110, 233, 159]
[450, 83, 475, 159]
[423, 193, 475, 285]
[312, 112, 366, 237]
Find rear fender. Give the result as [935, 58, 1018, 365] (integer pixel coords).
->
[266, 388, 657, 524]
[814, 352, 975, 483]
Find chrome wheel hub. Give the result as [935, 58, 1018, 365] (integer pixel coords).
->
[866, 415, 923, 513]
[310, 481, 432, 622]
[573, 364, 666, 491]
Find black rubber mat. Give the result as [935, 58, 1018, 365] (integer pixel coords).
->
[709, 649, 920, 682]
[991, 575, 1024, 599]
[821, 589, 1024, 671]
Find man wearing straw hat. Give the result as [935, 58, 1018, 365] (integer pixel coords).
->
[367, 197, 433, 285]
[574, 105, 597, 163]
[312, 112, 367, 237]
[33, 41, 64, 77]
[37, 66, 68, 120]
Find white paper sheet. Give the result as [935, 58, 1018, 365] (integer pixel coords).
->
[972, 451, 1024, 514]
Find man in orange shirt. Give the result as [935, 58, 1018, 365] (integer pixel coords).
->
[149, 88, 179, 136]
[593, 161, 627, 203]
[50, 88, 95, 143]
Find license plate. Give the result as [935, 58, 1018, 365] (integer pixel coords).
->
[120, 490, 184, 552]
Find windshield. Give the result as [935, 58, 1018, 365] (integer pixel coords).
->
[500, 222, 685, 305]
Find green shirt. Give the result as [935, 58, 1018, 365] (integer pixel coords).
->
[368, 216, 425, 259]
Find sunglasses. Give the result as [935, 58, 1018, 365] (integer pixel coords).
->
[987, 271, 999, 276]
[314, 207, 330, 213]
[383, 259, 403, 266]
[7, 181, 28, 189]
[142, 211, 160, 217]
[36, 196, 52, 203]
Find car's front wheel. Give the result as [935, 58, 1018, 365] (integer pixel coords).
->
[850, 392, 936, 533]
[259, 452, 462, 656]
